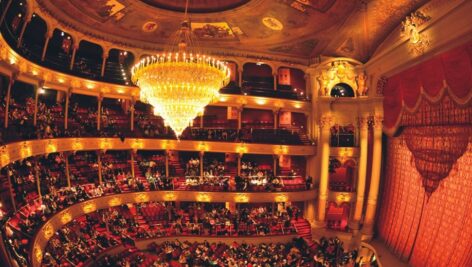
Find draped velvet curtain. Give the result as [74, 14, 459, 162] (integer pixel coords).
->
[383, 41, 472, 133]
[378, 41, 472, 267]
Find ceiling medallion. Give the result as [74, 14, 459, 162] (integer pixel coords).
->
[401, 11, 431, 56]
[131, 0, 230, 137]
[262, 17, 284, 31]
[142, 21, 159, 32]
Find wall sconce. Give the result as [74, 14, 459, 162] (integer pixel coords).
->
[275, 145, 288, 155]
[100, 138, 112, 150]
[34, 246, 43, 264]
[196, 192, 211, 202]
[46, 141, 57, 154]
[255, 98, 267, 105]
[234, 194, 249, 203]
[42, 223, 54, 239]
[163, 192, 177, 201]
[82, 202, 97, 213]
[131, 139, 143, 150]
[108, 197, 122, 207]
[60, 212, 72, 224]
[135, 193, 150, 203]
[198, 142, 209, 152]
[8, 56, 17, 65]
[72, 139, 83, 151]
[0, 150, 10, 167]
[275, 194, 288, 203]
[21, 142, 32, 158]
[336, 193, 351, 203]
[401, 11, 431, 55]
[236, 144, 248, 154]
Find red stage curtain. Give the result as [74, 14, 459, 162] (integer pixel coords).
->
[377, 136, 472, 267]
[441, 46, 472, 98]
[419, 57, 444, 97]
[383, 40, 472, 133]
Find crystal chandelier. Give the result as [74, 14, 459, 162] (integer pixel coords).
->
[131, 1, 230, 137]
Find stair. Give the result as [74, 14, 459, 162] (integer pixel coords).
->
[292, 218, 316, 249]
[299, 133, 312, 145]
[169, 160, 184, 177]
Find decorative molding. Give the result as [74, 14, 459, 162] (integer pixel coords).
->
[0, 138, 316, 168]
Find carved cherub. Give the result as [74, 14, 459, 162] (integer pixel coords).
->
[356, 71, 368, 96]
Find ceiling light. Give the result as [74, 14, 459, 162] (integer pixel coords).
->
[131, 0, 230, 137]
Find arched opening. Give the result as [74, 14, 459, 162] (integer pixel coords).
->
[326, 201, 350, 231]
[20, 14, 47, 63]
[277, 67, 306, 100]
[330, 83, 355, 97]
[73, 40, 103, 80]
[104, 49, 135, 85]
[220, 61, 240, 93]
[329, 158, 356, 192]
[2, 0, 27, 45]
[242, 62, 273, 96]
[44, 29, 74, 70]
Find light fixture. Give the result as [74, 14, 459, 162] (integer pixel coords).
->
[131, 0, 230, 137]
[401, 11, 431, 55]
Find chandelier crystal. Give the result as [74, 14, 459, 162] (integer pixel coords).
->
[131, 4, 230, 137]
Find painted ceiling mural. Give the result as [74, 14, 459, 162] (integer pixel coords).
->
[35, 0, 429, 62]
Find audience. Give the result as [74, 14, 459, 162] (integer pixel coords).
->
[39, 203, 309, 266]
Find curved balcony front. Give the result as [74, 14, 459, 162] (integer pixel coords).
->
[0, 137, 316, 168]
[28, 190, 315, 266]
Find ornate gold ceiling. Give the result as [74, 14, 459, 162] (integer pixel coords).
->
[138, 0, 251, 13]
[34, 0, 429, 62]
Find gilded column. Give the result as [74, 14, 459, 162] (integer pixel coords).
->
[237, 106, 243, 130]
[64, 153, 71, 188]
[273, 109, 279, 130]
[349, 116, 369, 231]
[199, 151, 204, 178]
[6, 167, 16, 212]
[33, 81, 44, 126]
[238, 69, 243, 88]
[305, 112, 312, 140]
[130, 150, 135, 178]
[165, 150, 170, 177]
[237, 153, 242, 176]
[4, 73, 16, 128]
[304, 72, 312, 100]
[304, 200, 315, 225]
[273, 155, 279, 176]
[362, 115, 383, 238]
[35, 162, 41, 198]
[64, 88, 71, 130]
[273, 72, 277, 91]
[316, 114, 333, 227]
[0, 0, 12, 25]
[17, 16, 31, 48]
[41, 30, 53, 61]
[100, 50, 109, 77]
[97, 95, 102, 130]
[69, 44, 79, 70]
[97, 151, 103, 185]
[130, 99, 135, 131]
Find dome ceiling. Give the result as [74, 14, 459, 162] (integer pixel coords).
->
[138, 0, 251, 13]
[34, 0, 429, 62]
